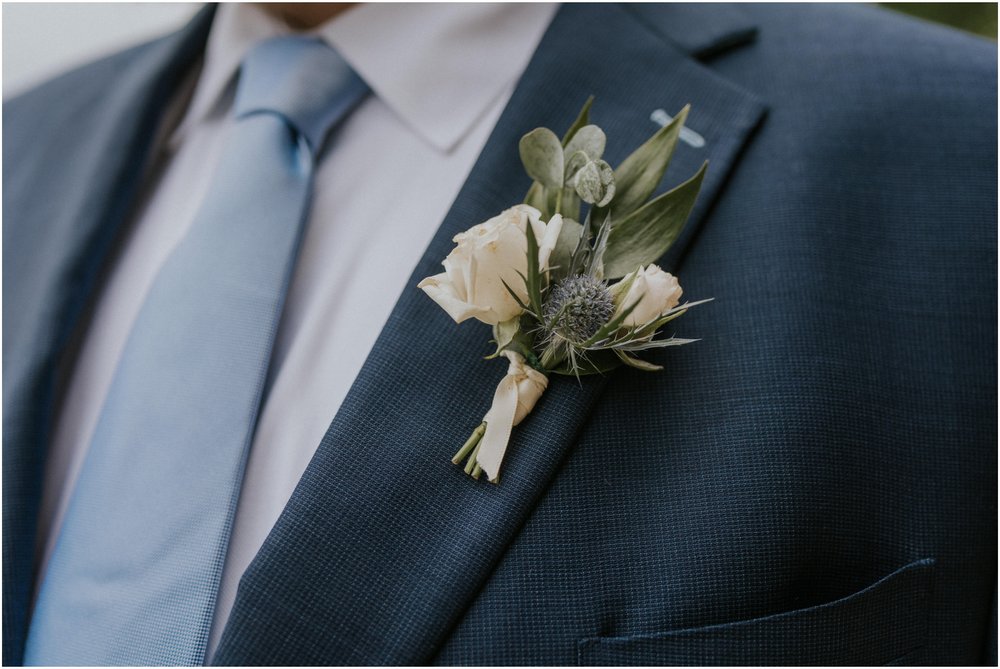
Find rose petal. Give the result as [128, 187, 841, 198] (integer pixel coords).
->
[418, 273, 494, 324]
[536, 213, 563, 271]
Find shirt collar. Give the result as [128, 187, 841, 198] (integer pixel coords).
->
[171, 3, 557, 153]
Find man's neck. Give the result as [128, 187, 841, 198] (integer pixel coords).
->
[260, 3, 356, 30]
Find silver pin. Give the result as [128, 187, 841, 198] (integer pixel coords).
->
[650, 109, 706, 149]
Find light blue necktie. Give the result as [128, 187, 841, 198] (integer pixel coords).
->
[25, 37, 368, 666]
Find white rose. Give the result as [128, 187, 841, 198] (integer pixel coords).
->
[418, 205, 563, 325]
[609, 264, 683, 327]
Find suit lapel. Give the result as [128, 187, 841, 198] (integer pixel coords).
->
[1, 8, 214, 665]
[214, 4, 766, 665]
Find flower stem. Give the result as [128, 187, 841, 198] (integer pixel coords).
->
[452, 422, 486, 464]
[464, 438, 483, 476]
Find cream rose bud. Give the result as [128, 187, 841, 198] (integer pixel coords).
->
[418, 205, 563, 325]
[610, 264, 683, 327]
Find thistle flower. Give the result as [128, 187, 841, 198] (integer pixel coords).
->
[543, 274, 615, 344]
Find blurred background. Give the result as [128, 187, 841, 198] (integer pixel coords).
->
[881, 3, 997, 40]
[2, 3, 996, 99]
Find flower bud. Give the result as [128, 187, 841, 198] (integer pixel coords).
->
[609, 264, 683, 327]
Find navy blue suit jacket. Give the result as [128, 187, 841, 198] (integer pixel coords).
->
[4, 4, 996, 665]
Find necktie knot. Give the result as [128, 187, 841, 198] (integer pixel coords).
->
[235, 36, 368, 151]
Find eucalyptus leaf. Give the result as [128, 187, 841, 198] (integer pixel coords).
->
[594, 160, 615, 207]
[573, 159, 615, 207]
[602, 161, 707, 279]
[564, 150, 590, 183]
[519, 128, 564, 189]
[561, 96, 595, 145]
[564, 124, 606, 163]
[602, 104, 690, 220]
[573, 162, 601, 203]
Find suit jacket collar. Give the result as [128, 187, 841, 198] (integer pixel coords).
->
[624, 2, 758, 59]
[213, 4, 766, 664]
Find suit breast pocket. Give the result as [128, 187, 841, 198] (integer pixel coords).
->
[577, 558, 935, 666]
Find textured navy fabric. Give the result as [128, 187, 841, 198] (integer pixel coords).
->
[3, 3, 995, 666]
[577, 559, 936, 665]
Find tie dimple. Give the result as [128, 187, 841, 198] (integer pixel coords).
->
[236, 36, 368, 151]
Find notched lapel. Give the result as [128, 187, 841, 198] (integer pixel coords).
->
[214, 5, 766, 665]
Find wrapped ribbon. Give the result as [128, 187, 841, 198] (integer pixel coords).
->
[476, 351, 549, 481]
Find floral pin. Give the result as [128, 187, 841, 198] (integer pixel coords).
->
[419, 98, 711, 483]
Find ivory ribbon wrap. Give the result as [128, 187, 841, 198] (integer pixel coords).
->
[478, 351, 549, 481]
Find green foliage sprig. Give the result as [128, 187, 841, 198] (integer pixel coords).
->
[493, 97, 710, 380]
[421, 97, 712, 482]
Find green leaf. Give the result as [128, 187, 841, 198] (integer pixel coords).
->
[523, 222, 544, 316]
[568, 210, 593, 277]
[602, 104, 690, 220]
[560, 187, 581, 222]
[608, 269, 638, 308]
[489, 315, 538, 361]
[573, 159, 615, 207]
[631, 308, 687, 340]
[630, 297, 713, 338]
[500, 277, 531, 314]
[519, 128, 564, 189]
[564, 150, 590, 183]
[524, 182, 550, 218]
[487, 317, 522, 358]
[549, 216, 584, 280]
[561, 95, 595, 145]
[602, 161, 707, 279]
[616, 336, 698, 351]
[582, 294, 644, 348]
[564, 124, 606, 163]
[586, 211, 613, 279]
[614, 349, 664, 372]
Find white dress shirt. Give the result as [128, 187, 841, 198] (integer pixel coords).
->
[37, 2, 556, 656]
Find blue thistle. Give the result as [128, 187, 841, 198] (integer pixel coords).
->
[543, 274, 615, 344]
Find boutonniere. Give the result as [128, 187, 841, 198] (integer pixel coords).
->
[419, 98, 711, 483]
